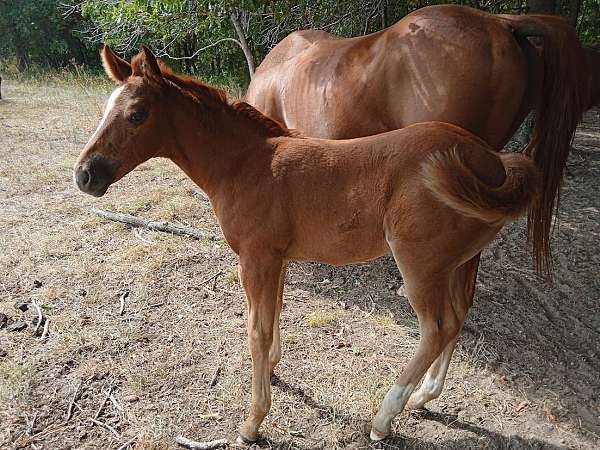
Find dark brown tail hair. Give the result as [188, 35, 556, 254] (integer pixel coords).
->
[423, 147, 540, 226]
[509, 15, 588, 279]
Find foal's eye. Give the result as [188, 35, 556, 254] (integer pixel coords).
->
[127, 110, 148, 125]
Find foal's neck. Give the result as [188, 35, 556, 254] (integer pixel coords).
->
[167, 91, 278, 197]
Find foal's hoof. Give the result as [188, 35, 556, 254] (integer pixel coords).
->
[236, 434, 257, 446]
[369, 428, 388, 442]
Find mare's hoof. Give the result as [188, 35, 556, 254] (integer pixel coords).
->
[369, 428, 388, 442]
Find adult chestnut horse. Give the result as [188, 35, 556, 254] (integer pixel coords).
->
[74, 46, 540, 442]
[246, 4, 594, 284]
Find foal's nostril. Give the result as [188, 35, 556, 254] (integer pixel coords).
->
[74, 155, 119, 196]
[80, 169, 91, 186]
[75, 166, 92, 190]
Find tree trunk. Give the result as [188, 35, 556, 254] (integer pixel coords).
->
[380, 1, 388, 29]
[527, 0, 556, 14]
[569, 0, 581, 27]
[229, 9, 255, 79]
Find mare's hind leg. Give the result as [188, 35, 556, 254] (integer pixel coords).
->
[269, 263, 286, 373]
[406, 255, 480, 410]
[370, 256, 462, 440]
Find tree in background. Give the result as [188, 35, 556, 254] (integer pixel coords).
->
[528, 0, 557, 13]
[0, 0, 97, 71]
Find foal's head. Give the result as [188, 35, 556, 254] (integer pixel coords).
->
[74, 46, 173, 197]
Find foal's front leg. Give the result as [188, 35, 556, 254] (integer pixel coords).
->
[237, 253, 284, 444]
[269, 263, 286, 373]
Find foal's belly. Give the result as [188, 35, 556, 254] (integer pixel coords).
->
[285, 223, 390, 266]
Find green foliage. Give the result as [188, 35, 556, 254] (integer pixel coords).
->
[577, 0, 600, 44]
[0, 0, 97, 71]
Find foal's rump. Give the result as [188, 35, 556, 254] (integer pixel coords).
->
[422, 143, 540, 226]
[276, 122, 538, 266]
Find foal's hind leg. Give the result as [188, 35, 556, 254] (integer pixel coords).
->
[406, 255, 479, 410]
[370, 268, 461, 441]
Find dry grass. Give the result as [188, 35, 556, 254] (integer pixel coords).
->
[1, 75, 599, 450]
[305, 310, 338, 328]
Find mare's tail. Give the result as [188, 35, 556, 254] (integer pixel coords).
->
[504, 14, 588, 277]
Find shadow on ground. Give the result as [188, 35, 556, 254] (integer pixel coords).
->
[263, 375, 566, 449]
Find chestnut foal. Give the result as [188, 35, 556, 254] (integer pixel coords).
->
[74, 46, 540, 443]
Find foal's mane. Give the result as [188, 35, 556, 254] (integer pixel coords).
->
[156, 62, 296, 138]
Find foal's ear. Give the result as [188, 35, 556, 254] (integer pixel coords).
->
[132, 45, 165, 86]
[101, 46, 132, 83]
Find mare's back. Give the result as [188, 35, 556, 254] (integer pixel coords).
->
[247, 5, 530, 147]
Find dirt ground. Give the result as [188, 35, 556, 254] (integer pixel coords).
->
[0, 77, 599, 450]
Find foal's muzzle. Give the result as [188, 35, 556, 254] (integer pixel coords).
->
[74, 154, 120, 197]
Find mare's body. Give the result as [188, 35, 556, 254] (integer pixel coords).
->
[247, 4, 595, 280]
[247, 5, 596, 143]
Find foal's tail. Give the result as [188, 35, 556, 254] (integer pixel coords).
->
[423, 146, 540, 226]
[502, 14, 588, 277]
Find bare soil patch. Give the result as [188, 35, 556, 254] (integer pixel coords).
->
[1, 78, 599, 450]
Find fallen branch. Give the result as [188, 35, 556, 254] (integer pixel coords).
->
[175, 436, 228, 450]
[91, 208, 219, 241]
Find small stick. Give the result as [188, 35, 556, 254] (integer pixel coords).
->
[88, 418, 120, 437]
[209, 365, 221, 387]
[133, 228, 155, 245]
[115, 437, 137, 450]
[31, 300, 43, 335]
[91, 208, 219, 241]
[198, 271, 223, 288]
[65, 380, 83, 423]
[364, 295, 376, 318]
[40, 317, 50, 341]
[94, 384, 114, 420]
[119, 292, 129, 316]
[175, 436, 228, 450]
[109, 394, 124, 413]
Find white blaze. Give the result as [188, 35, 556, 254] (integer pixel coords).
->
[86, 85, 125, 145]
